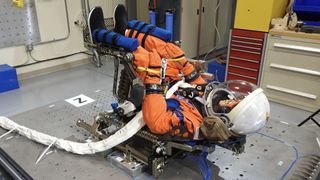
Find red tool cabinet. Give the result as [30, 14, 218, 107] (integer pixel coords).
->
[226, 29, 267, 85]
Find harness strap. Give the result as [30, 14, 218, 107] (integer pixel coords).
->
[167, 56, 185, 62]
[145, 84, 163, 94]
[147, 74, 161, 78]
[182, 61, 189, 67]
[135, 66, 160, 74]
[148, 66, 162, 68]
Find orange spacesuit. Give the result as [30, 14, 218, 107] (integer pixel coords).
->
[128, 30, 206, 139]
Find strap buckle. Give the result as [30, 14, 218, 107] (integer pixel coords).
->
[160, 58, 167, 84]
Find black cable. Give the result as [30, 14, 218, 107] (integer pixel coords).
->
[13, 51, 93, 68]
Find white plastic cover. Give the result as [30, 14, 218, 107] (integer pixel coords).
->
[0, 112, 145, 155]
[228, 88, 270, 135]
[203, 80, 270, 135]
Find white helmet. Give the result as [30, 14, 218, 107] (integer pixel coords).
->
[203, 80, 270, 135]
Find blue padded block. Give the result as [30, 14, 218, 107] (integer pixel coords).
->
[0, 64, 20, 93]
[128, 20, 172, 42]
[207, 60, 226, 82]
[93, 29, 139, 52]
[294, 0, 320, 13]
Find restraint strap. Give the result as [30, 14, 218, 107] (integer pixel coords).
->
[102, 30, 111, 43]
[141, 26, 156, 48]
[128, 21, 140, 38]
[111, 33, 120, 45]
[93, 28, 105, 42]
[134, 23, 148, 38]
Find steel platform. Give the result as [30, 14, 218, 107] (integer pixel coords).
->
[0, 89, 319, 180]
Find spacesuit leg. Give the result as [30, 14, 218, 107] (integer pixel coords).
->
[125, 29, 206, 85]
[132, 46, 203, 138]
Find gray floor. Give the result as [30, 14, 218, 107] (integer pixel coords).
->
[0, 60, 319, 180]
[0, 60, 115, 117]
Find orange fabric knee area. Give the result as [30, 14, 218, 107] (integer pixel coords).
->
[131, 46, 150, 81]
[142, 94, 203, 137]
[132, 47, 181, 82]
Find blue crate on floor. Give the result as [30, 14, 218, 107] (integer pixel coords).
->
[207, 60, 226, 82]
[0, 64, 19, 93]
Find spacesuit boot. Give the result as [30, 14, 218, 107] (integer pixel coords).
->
[113, 4, 128, 35]
[88, 6, 106, 43]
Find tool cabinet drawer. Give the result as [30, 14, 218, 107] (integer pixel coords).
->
[226, 29, 267, 85]
[261, 34, 320, 112]
[268, 36, 320, 57]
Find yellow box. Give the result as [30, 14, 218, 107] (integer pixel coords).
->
[234, 0, 288, 32]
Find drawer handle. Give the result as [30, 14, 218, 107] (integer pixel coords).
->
[229, 64, 258, 72]
[274, 43, 320, 54]
[233, 35, 264, 42]
[230, 56, 259, 63]
[231, 48, 261, 55]
[232, 44, 262, 51]
[270, 63, 320, 76]
[228, 72, 257, 80]
[266, 85, 317, 100]
[232, 40, 263, 46]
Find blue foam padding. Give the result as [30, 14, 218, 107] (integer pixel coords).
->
[0, 64, 19, 93]
[115, 35, 139, 52]
[207, 60, 226, 82]
[93, 29, 139, 52]
[149, 10, 156, 26]
[128, 20, 172, 42]
[165, 12, 174, 40]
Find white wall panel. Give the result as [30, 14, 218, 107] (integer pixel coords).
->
[216, 0, 234, 49]
[0, 0, 126, 76]
[36, 0, 69, 42]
